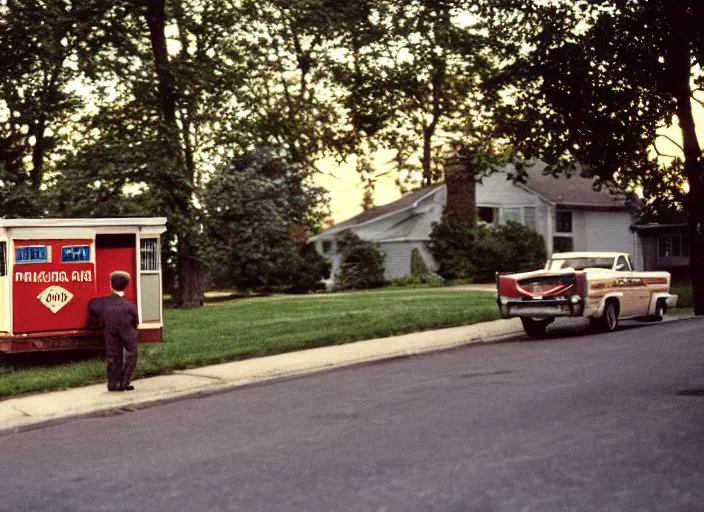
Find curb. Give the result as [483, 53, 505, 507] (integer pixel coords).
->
[0, 321, 526, 437]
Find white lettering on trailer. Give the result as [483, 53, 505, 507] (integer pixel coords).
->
[15, 270, 91, 283]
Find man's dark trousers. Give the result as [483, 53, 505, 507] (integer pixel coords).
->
[88, 294, 139, 390]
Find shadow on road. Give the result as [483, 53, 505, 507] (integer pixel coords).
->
[540, 317, 661, 339]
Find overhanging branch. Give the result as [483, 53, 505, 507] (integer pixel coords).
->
[656, 133, 684, 153]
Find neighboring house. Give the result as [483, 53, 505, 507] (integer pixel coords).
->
[632, 223, 689, 272]
[311, 163, 637, 284]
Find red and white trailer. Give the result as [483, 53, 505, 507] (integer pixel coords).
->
[0, 217, 167, 353]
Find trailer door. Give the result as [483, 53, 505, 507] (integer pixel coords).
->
[95, 234, 137, 304]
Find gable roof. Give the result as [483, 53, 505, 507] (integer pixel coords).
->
[311, 183, 444, 240]
[518, 161, 628, 209]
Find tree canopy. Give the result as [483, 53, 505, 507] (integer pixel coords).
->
[2, 0, 703, 309]
[484, 0, 704, 313]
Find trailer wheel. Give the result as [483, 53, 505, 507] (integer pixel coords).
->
[593, 300, 619, 333]
[521, 317, 552, 338]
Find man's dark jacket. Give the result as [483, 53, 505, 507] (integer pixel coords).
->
[88, 294, 139, 390]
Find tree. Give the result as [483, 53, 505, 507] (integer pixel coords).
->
[486, 0, 704, 314]
[0, 0, 114, 217]
[202, 149, 328, 291]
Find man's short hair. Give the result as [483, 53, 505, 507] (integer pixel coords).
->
[110, 271, 131, 292]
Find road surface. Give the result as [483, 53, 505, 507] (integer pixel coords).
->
[1, 318, 703, 511]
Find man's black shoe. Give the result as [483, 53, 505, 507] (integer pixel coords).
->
[123, 385, 135, 391]
[108, 387, 124, 392]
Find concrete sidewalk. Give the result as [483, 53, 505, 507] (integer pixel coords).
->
[0, 318, 524, 435]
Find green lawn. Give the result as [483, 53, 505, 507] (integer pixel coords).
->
[671, 282, 693, 309]
[0, 288, 499, 398]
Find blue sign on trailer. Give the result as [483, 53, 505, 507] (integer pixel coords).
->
[16, 246, 49, 264]
[61, 245, 91, 263]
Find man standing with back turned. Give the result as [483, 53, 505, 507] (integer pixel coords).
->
[88, 271, 139, 392]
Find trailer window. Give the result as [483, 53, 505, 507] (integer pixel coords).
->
[16, 245, 50, 264]
[140, 238, 160, 271]
[0, 242, 5, 276]
[61, 245, 90, 263]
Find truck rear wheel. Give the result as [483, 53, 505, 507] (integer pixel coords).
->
[521, 317, 552, 338]
[654, 299, 666, 321]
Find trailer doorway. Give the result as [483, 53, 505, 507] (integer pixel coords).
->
[95, 234, 137, 304]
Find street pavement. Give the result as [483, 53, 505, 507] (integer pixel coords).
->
[0, 317, 525, 434]
[1, 315, 703, 511]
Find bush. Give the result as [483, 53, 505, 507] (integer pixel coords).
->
[426, 218, 477, 280]
[473, 222, 547, 282]
[286, 243, 332, 294]
[428, 218, 547, 283]
[335, 232, 386, 290]
[389, 248, 444, 287]
[410, 248, 430, 278]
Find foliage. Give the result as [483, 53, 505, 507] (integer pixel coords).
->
[202, 149, 328, 292]
[330, 0, 503, 192]
[286, 243, 332, 294]
[411, 248, 430, 278]
[428, 219, 546, 283]
[335, 231, 386, 290]
[485, 0, 704, 312]
[388, 248, 444, 287]
[0, 0, 115, 216]
[472, 222, 547, 282]
[427, 217, 478, 280]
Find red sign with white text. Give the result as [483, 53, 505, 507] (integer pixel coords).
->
[13, 239, 96, 333]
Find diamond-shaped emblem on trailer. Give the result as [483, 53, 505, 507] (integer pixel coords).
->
[37, 286, 74, 313]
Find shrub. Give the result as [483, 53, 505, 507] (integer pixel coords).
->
[410, 248, 430, 278]
[472, 221, 547, 282]
[335, 232, 386, 290]
[426, 218, 477, 280]
[388, 248, 444, 287]
[428, 218, 547, 283]
[286, 243, 332, 294]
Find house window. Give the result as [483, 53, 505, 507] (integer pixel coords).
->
[322, 240, 333, 254]
[502, 207, 521, 224]
[523, 207, 537, 231]
[556, 211, 572, 233]
[478, 207, 498, 224]
[553, 237, 573, 253]
[478, 205, 537, 231]
[658, 234, 689, 258]
[140, 238, 160, 271]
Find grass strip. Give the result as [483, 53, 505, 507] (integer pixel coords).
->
[0, 289, 498, 398]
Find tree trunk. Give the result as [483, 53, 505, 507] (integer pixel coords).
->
[668, 6, 704, 315]
[144, 0, 204, 307]
[177, 235, 204, 308]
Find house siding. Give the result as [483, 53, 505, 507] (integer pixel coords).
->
[476, 173, 538, 205]
[476, 173, 550, 249]
[584, 210, 635, 255]
[379, 241, 436, 280]
[640, 235, 658, 271]
[636, 230, 689, 271]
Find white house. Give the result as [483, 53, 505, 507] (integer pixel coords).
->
[311, 163, 637, 283]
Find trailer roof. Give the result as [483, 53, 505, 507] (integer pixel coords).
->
[0, 217, 167, 228]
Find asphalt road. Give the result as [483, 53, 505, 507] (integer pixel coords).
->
[2, 318, 704, 512]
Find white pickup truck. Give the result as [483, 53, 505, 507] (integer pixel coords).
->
[496, 252, 678, 337]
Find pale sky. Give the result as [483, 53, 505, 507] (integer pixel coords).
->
[319, 97, 704, 224]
